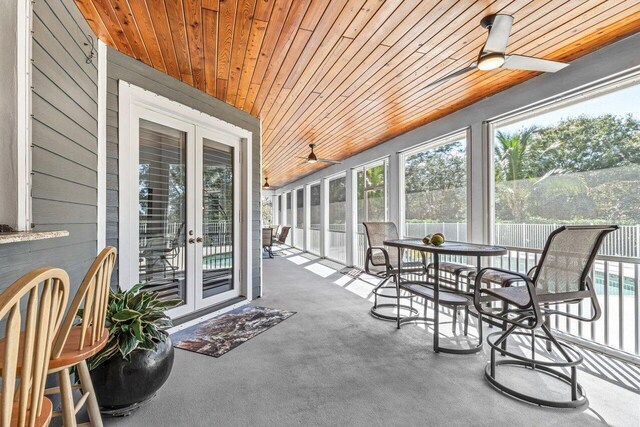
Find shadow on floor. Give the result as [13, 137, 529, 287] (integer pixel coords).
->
[270, 245, 640, 395]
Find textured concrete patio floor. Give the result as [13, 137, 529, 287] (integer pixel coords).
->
[105, 247, 639, 427]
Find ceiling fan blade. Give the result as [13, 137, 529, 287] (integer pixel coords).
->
[421, 64, 477, 91]
[483, 14, 513, 54]
[503, 54, 569, 72]
[318, 158, 342, 164]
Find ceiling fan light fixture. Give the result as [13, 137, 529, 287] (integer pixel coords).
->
[477, 52, 505, 71]
[307, 144, 318, 163]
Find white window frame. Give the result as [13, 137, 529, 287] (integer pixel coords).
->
[398, 129, 470, 240]
[118, 81, 253, 316]
[324, 172, 347, 263]
[306, 180, 321, 256]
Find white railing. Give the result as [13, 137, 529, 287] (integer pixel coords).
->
[405, 222, 467, 242]
[308, 224, 321, 255]
[496, 247, 640, 357]
[404, 222, 640, 259]
[294, 226, 304, 249]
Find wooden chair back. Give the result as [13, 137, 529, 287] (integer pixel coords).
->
[52, 247, 117, 358]
[0, 267, 69, 427]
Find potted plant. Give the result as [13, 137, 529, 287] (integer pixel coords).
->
[84, 284, 181, 416]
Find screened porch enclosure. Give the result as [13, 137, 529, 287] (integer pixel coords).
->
[271, 73, 640, 361]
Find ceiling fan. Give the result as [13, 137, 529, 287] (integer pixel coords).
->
[422, 14, 569, 91]
[298, 144, 342, 164]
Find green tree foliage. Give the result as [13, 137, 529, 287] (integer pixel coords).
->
[495, 114, 640, 224]
[404, 141, 466, 222]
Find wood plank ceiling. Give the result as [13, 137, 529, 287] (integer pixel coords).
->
[75, 0, 640, 186]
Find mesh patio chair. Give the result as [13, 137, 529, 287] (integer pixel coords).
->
[271, 225, 280, 240]
[473, 225, 618, 408]
[363, 222, 427, 321]
[262, 228, 274, 258]
[274, 226, 291, 245]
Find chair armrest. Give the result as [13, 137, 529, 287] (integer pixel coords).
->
[473, 267, 542, 329]
[365, 246, 391, 275]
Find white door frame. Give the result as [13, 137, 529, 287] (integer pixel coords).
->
[119, 81, 253, 319]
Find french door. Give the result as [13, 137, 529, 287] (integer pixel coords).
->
[135, 108, 240, 318]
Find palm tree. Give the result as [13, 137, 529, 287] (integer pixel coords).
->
[495, 127, 537, 222]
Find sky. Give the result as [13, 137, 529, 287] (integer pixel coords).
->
[500, 84, 640, 133]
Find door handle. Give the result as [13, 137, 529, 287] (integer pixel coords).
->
[196, 237, 203, 243]
[188, 238, 196, 244]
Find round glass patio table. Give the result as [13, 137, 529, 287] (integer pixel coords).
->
[382, 239, 508, 355]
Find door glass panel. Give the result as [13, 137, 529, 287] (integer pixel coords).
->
[138, 119, 187, 305]
[202, 138, 234, 298]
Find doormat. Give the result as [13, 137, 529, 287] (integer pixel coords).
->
[171, 305, 296, 358]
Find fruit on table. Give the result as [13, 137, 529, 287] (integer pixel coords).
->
[431, 234, 445, 246]
[422, 234, 432, 245]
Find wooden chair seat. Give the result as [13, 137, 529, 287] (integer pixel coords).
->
[0, 327, 108, 374]
[48, 326, 109, 371]
[7, 396, 53, 427]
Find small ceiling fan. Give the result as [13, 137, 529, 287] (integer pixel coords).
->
[298, 144, 342, 164]
[422, 14, 569, 91]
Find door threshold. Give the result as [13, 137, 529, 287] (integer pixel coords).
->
[169, 296, 249, 330]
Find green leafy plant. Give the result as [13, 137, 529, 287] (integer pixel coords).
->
[84, 284, 181, 371]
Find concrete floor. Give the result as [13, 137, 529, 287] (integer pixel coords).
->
[105, 247, 640, 427]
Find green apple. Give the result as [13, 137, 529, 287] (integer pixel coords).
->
[431, 234, 445, 246]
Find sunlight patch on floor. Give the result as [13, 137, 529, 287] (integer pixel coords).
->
[287, 255, 310, 265]
[305, 262, 338, 278]
[343, 279, 375, 300]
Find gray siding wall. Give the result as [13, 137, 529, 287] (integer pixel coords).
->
[106, 48, 262, 299]
[0, 0, 98, 291]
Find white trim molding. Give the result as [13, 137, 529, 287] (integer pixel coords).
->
[16, 0, 32, 231]
[97, 40, 107, 250]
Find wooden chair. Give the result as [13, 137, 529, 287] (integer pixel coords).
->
[0, 267, 70, 427]
[46, 247, 117, 427]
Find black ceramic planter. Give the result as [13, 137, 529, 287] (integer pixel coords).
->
[90, 335, 174, 416]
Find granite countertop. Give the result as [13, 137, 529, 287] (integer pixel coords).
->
[0, 230, 69, 244]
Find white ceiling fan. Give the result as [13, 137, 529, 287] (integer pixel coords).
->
[422, 14, 569, 91]
[297, 144, 342, 164]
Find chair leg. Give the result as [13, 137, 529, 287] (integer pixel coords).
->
[452, 308, 457, 334]
[77, 360, 104, 427]
[464, 306, 469, 336]
[58, 368, 78, 427]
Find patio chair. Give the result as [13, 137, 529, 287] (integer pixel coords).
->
[140, 223, 185, 278]
[473, 225, 618, 408]
[47, 246, 117, 426]
[271, 225, 280, 239]
[263, 228, 274, 258]
[274, 226, 291, 245]
[362, 222, 427, 321]
[0, 267, 70, 427]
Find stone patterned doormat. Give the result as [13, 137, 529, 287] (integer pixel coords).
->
[171, 305, 296, 358]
